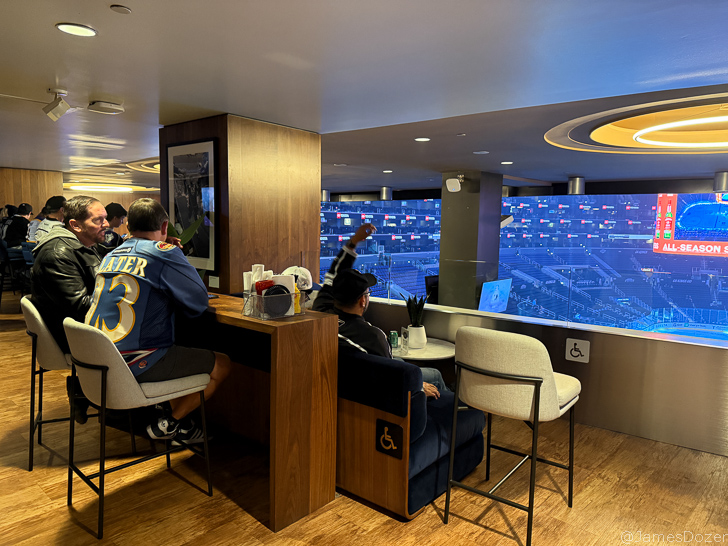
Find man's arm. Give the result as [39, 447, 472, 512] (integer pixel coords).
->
[35, 252, 96, 321]
[159, 247, 210, 317]
[313, 223, 376, 312]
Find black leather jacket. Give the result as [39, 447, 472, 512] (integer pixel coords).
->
[30, 228, 101, 352]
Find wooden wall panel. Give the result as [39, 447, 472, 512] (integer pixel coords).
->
[0, 168, 63, 215]
[227, 115, 320, 294]
[159, 114, 321, 294]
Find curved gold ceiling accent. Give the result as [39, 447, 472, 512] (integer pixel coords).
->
[126, 157, 161, 173]
[544, 92, 728, 155]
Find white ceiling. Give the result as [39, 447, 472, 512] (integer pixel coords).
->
[1, 1, 728, 192]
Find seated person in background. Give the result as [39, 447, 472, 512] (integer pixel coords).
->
[313, 223, 447, 398]
[99, 202, 127, 249]
[3, 203, 32, 248]
[27, 206, 47, 243]
[35, 196, 66, 243]
[0, 204, 17, 239]
[85, 198, 231, 442]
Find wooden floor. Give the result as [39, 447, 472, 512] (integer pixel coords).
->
[2, 291, 728, 546]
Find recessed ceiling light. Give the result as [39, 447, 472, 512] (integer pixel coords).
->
[333, 163, 348, 167]
[473, 150, 489, 155]
[110, 4, 132, 15]
[383, 170, 393, 173]
[457, 133, 467, 137]
[56, 23, 97, 37]
[501, 161, 514, 165]
[414, 137, 430, 142]
[633, 115, 728, 147]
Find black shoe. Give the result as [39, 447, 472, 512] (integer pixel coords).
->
[172, 419, 210, 445]
[147, 417, 179, 440]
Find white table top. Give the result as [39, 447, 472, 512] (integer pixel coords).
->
[392, 338, 455, 360]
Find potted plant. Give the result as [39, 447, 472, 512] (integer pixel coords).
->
[406, 294, 428, 349]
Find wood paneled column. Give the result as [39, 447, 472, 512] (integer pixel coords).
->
[160, 114, 321, 293]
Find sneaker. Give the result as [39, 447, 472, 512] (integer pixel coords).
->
[147, 417, 178, 440]
[172, 421, 208, 445]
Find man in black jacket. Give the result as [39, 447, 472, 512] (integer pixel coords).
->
[313, 223, 446, 398]
[31, 196, 109, 423]
[31, 195, 108, 353]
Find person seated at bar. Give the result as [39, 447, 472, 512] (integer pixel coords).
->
[313, 222, 447, 398]
[34, 196, 66, 243]
[3, 203, 33, 248]
[26, 206, 47, 243]
[99, 202, 127, 249]
[85, 198, 231, 442]
[0, 204, 17, 238]
[31, 195, 110, 423]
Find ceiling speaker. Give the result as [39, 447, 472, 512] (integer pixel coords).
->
[445, 177, 461, 192]
[88, 101, 125, 115]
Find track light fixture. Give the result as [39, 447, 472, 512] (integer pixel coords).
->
[43, 88, 72, 121]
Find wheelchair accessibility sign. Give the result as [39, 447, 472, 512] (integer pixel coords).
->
[565, 338, 590, 363]
[376, 419, 403, 459]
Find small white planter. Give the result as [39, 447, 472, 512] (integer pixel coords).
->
[408, 325, 427, 349]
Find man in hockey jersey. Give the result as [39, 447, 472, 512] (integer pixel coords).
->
[85, 198, 231, 443]
[313, 223, 447, 398]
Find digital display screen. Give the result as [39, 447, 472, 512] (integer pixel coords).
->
[478, 279, 512, 313]
[654, 193, 728, 257]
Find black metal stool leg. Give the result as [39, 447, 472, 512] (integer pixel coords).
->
[569, 405, 575, 507]
[200, 391, 212, 496]
[444, 365, 462, 524]
[526, 388, 541, 546]
[37, 370, 44, 445]
[98, 370, 107, 539]
[485, 412, 492, 481]
[28, 334, 37, 471]
[67, 367, 76, 506]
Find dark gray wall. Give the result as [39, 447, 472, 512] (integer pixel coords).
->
[439, 171, 502, 309]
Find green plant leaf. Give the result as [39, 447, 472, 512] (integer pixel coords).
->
[179, 215, 206, 245]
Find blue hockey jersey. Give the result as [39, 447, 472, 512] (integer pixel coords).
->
[85, 238, 209, 376]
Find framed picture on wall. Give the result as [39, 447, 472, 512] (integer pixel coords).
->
[167, 140, 216, 272]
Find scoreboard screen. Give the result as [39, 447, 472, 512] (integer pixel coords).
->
[654, 193, 728, 257]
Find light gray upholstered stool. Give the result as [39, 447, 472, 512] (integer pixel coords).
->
[21, 296, 74, 471]
[445, 326, 581, 546]
[63, 318, 213, 539]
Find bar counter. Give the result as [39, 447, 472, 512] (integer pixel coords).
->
[177, 294, 339, 531]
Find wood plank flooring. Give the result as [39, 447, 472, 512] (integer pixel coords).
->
[2, 292, 727, 545]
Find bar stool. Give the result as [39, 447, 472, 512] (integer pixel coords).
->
[21, 296, 73, 471]
[63, 318, 213, 539]
[445, 326, 581, 546]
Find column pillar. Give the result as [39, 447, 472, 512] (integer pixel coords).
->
[439, 170, 502, 309]
[160, 114, 321, 293]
